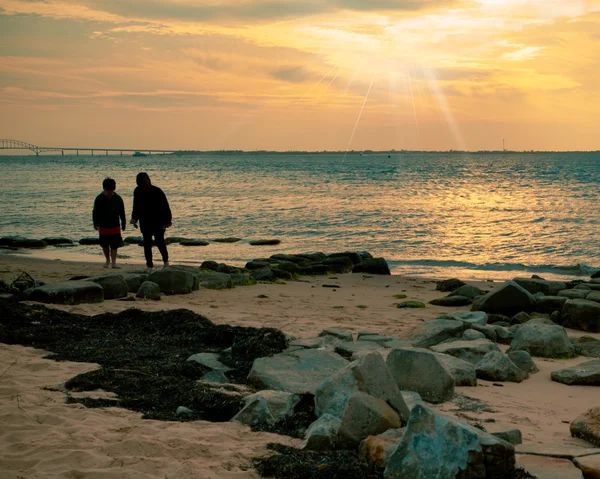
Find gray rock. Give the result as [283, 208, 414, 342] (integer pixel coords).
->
[251, 267, 276, 281]
[352, 257, 391, 275]
[574, 337, 600, 358]
[196, 271, 234, 289]
[429, 295, 471, 306]
[463, 329, 486, 341]
[383, 340, 413, 349]
[535, 296, 568, 315]
[551, 359, 600, 386]
[469, 324, 497, 342]
[28, 280, 104, 305]
[384, 404, 515, 479]
[510, 311, 531, 325]
[507, 351, 539, 374]
[289, 337, 325, 349]
[561, 299, 600, 333]
[303, 414, 341, 451]
[187, 352, 232, 372]
[243, 390, 301, 422]
[359, 429, 405, 467]
[436, 278, 466, 292]
[359, 334, 394, 345]
[490, 325, 514, 345]
[573, 455, 600, 479]
[431, 339, 500, 365]
[437, 311, 488, 327]
[319, 328, 353, 342]
[475, 351, 529, 383]
[88, 274, 129, 300]
[386, 347, 455, 404]
[337, 392, 401, 449]
[586, 291, 600, 304]
[574, 283, 592, 291]
[247, 349, 348, 394]
[516, 455, 585, 479]
[508, 320, 575, 358]
[315, 352, 410, 423]
[121, 272, 149, 293]
[212, 237, 242, 243]
[472, 280, 536, 316]
[559, 289, 589, 300]
[397, 319, 468, 348]
[449, 284, 487, 299]
[179, 238, 210, 246]
[484, 423, 522, 445]
[249, 239, 281, 246]
[136, 281, 161, 300]
[513, 277, 567, 296]
[514, 443, 600, 459]
[334, 341, 385, 358]
[176, 406, 193, 418]
[78, 237, 101, 245]
[200, 371, 229, 383]
[401, 391, 426, 411]
[148, 268, 196, 295]
[570, 407, 600, 447]
[41, 236, 74, 246]
[434, 353, 477, 386]
[231, 396, 275, 427]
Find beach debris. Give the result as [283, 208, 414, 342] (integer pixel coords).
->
[135, 280, 161, 300]
[508, 318, 575, 358]
[88, 273, 129, 300]
[551, 359, 600, 386]
[472, 280, 536, 316]
[571, 407, 600, 447]
[433, 353, 477, 387]
[463, 329, 486, 341]
[147, 268, 198, 295]
[436, 278, 466, 292]
[561, 299, 600, 333]
[475, 351, 529, 383]
[397, 319, 468, 348]
[386, 347, 455, 404]
[507, 351, 539, 374]
[431, 339, 500, 365]
[28, 280, 104, 304]
[396, 300, 425, 308]
[516, 454, 585, 479]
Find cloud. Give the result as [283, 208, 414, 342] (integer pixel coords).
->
[270, 66, 312, 83]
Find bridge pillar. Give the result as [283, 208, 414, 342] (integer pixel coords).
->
[106, 150, 108, 156]
[62, 150, 64, 156]
[91, 150, 94, 156]
[76, 150, 79, 156]
[120, 151, 123, 156]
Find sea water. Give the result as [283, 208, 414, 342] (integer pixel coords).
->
[1, 152, 598, 280]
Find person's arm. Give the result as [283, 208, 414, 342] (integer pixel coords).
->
[92, 195, 100, 230]
[130, 188, 139, 223]
[119, 196, 126, 231]
[160, 189, 172, 226]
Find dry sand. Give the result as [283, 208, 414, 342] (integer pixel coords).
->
[1, 253, 599, 478]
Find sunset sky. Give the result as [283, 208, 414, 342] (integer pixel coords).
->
[1, 0, 599, 151]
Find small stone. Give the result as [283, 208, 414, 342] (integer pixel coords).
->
[176, 406, 193, 418]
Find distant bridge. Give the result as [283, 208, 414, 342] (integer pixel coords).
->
[0, 139, 176, 156]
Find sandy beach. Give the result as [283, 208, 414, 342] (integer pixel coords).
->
[1, 253, 599, 478]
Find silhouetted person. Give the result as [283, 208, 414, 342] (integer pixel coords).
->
[130, 172, 172, 271]
[93, 177, 126, 269]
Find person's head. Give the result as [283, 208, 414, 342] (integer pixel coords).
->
[136, 172, 151, 189]
[102, 177, 116, 198]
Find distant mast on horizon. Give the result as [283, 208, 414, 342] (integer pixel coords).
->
[503, 139, 506, 152]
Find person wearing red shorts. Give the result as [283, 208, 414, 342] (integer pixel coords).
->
[92, 177, 126, 269]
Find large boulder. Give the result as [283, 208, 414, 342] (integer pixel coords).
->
[28, 281, 104, 305]
[513, 277, 567, 296]
[315, 352, 410, 422]
[559, 289, 588, 300]
[247, 349, 348, 395]
[322, 256, 355, 274]
[88, 274, 129, 300]
[336, 391, 401, 449]
[352, 258, 391, 275]
[431, 339, 500, 365]
[319, 328, 353, 342]
[386, 348, 455, 404]
[384, 405, 515, 479]
[507, 351, 539, 374]
[303, 414, 341, 451]
[472, 281, 536, 316]
[561, 299, 600, 333]
[534, 296, 568, 315]
[551, 359, 600, 386]
[571, 407, 600, 447]
[508, 320, 575, 358]
[434, 353, 477, 386]
[147, 268, 197, 295]
[397, 319, 468, 348]
[475, 351, 529, 383]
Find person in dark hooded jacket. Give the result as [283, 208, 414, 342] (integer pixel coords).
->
[130, 172, 172, 271]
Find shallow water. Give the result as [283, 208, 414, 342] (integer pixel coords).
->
[1, 152, 599, 280]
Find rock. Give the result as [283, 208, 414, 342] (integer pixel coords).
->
[78, 237, 101, 245]
[6, 237, 48, 248]
[516, 455, 585, 479]
[551, 360, 600, 386]
[507, 351, 539, 374]
[187, 352, 232, 372]
[515, 443, 600, 459]
[123, 236, 143, 244]
[251, 267, 276, 281]
[28, 281, 104, 305]
[179, 239, 210, 246]
[196, 271, 234, 289]
[561, 299, 600, 333]
[431, 339, 500, 365]
[490, 325, 514, 345]
[247, 349, 348, 394]
[176, 406, 193, 418]
[200, 371, 229, 383]
[510, 311, 531, 325]
[200, 260, 219, 270]
[298, 264, 330, 276]
[485, 424, 522, 445]
[352, 258, 391, 275]
[383, 340, 413, 349]
[574, 337, 600, 358]
[328, 252, 363, 265]
[571, 407, 600, 447]
[575, 284, 593, 291]
[401, 391, 426, 411]
[359, 334, 394, 345]
[322, 256, 355, 274]
[436, 278, 466, 292]
[449, 284, 487, 299]
[359, 429, 404, 467]
[386, 347, 455, 403]
[215, 263, 242, 275]
[472, 281, 536, 316]
[475, 351, 529, 383]
[88, 274, 129, 300]
[273, 261, 301, 275]
[559, 289, 589, 300]
[463, 329, 486, 341]
[587, 291, 600, 304]
[429, 295, 472, 306]
[289, 337, 325, 349]
[318, 328, 353, 342]
[397, 319, 468, 348]
[315, 352, 410, 422]
[508, 320, 575, 358]
[397, 301, 426, 308]
[232, 396, 275, 427]
[434, 353, 477, 386]
[535, 296, 569, 315]
[249, 239, 281, 246]
[41, 237, 73, 246]
[136, 281, 161, 300]
[573, 454, 600, 479]
[384, 404, 515, 479]
[147, 268, 196, 295]
[243, 390, 301, 422]
[488, 313, 511, 324]
[334, 341, 385, 358]
[438, 311, 488, 327]
[302, 414, 341, 451]
[121, 272, 149, 293]
[213, 237, 241, 243]
[337, 391, 401, 449]
[513, 277, 567, 296]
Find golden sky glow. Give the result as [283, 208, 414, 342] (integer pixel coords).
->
[1, 0, 599, 150]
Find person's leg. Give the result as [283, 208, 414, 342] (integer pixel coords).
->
[154, 227, 169, 266]
[110, 248, 120, 268]
[101, 246, 110, 268]
[141, 229, 154, 269]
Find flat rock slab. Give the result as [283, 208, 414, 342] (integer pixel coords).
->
[28, 281, 104, 305]
[334, 341, 385, 358]
[247, 349, 348, 395]
[515, 444, 600, 460]
[551, 359, 600, 386]
[289, 337, 325, 349]
[516, 454, 584, 479]
[397, 319, 468, 348]
[571, 407, 600, 447]
[431, 339, 500, 365]
[573, 454, 600, 479]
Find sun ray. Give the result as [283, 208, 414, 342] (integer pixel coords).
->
[343, 72, 376, 161]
